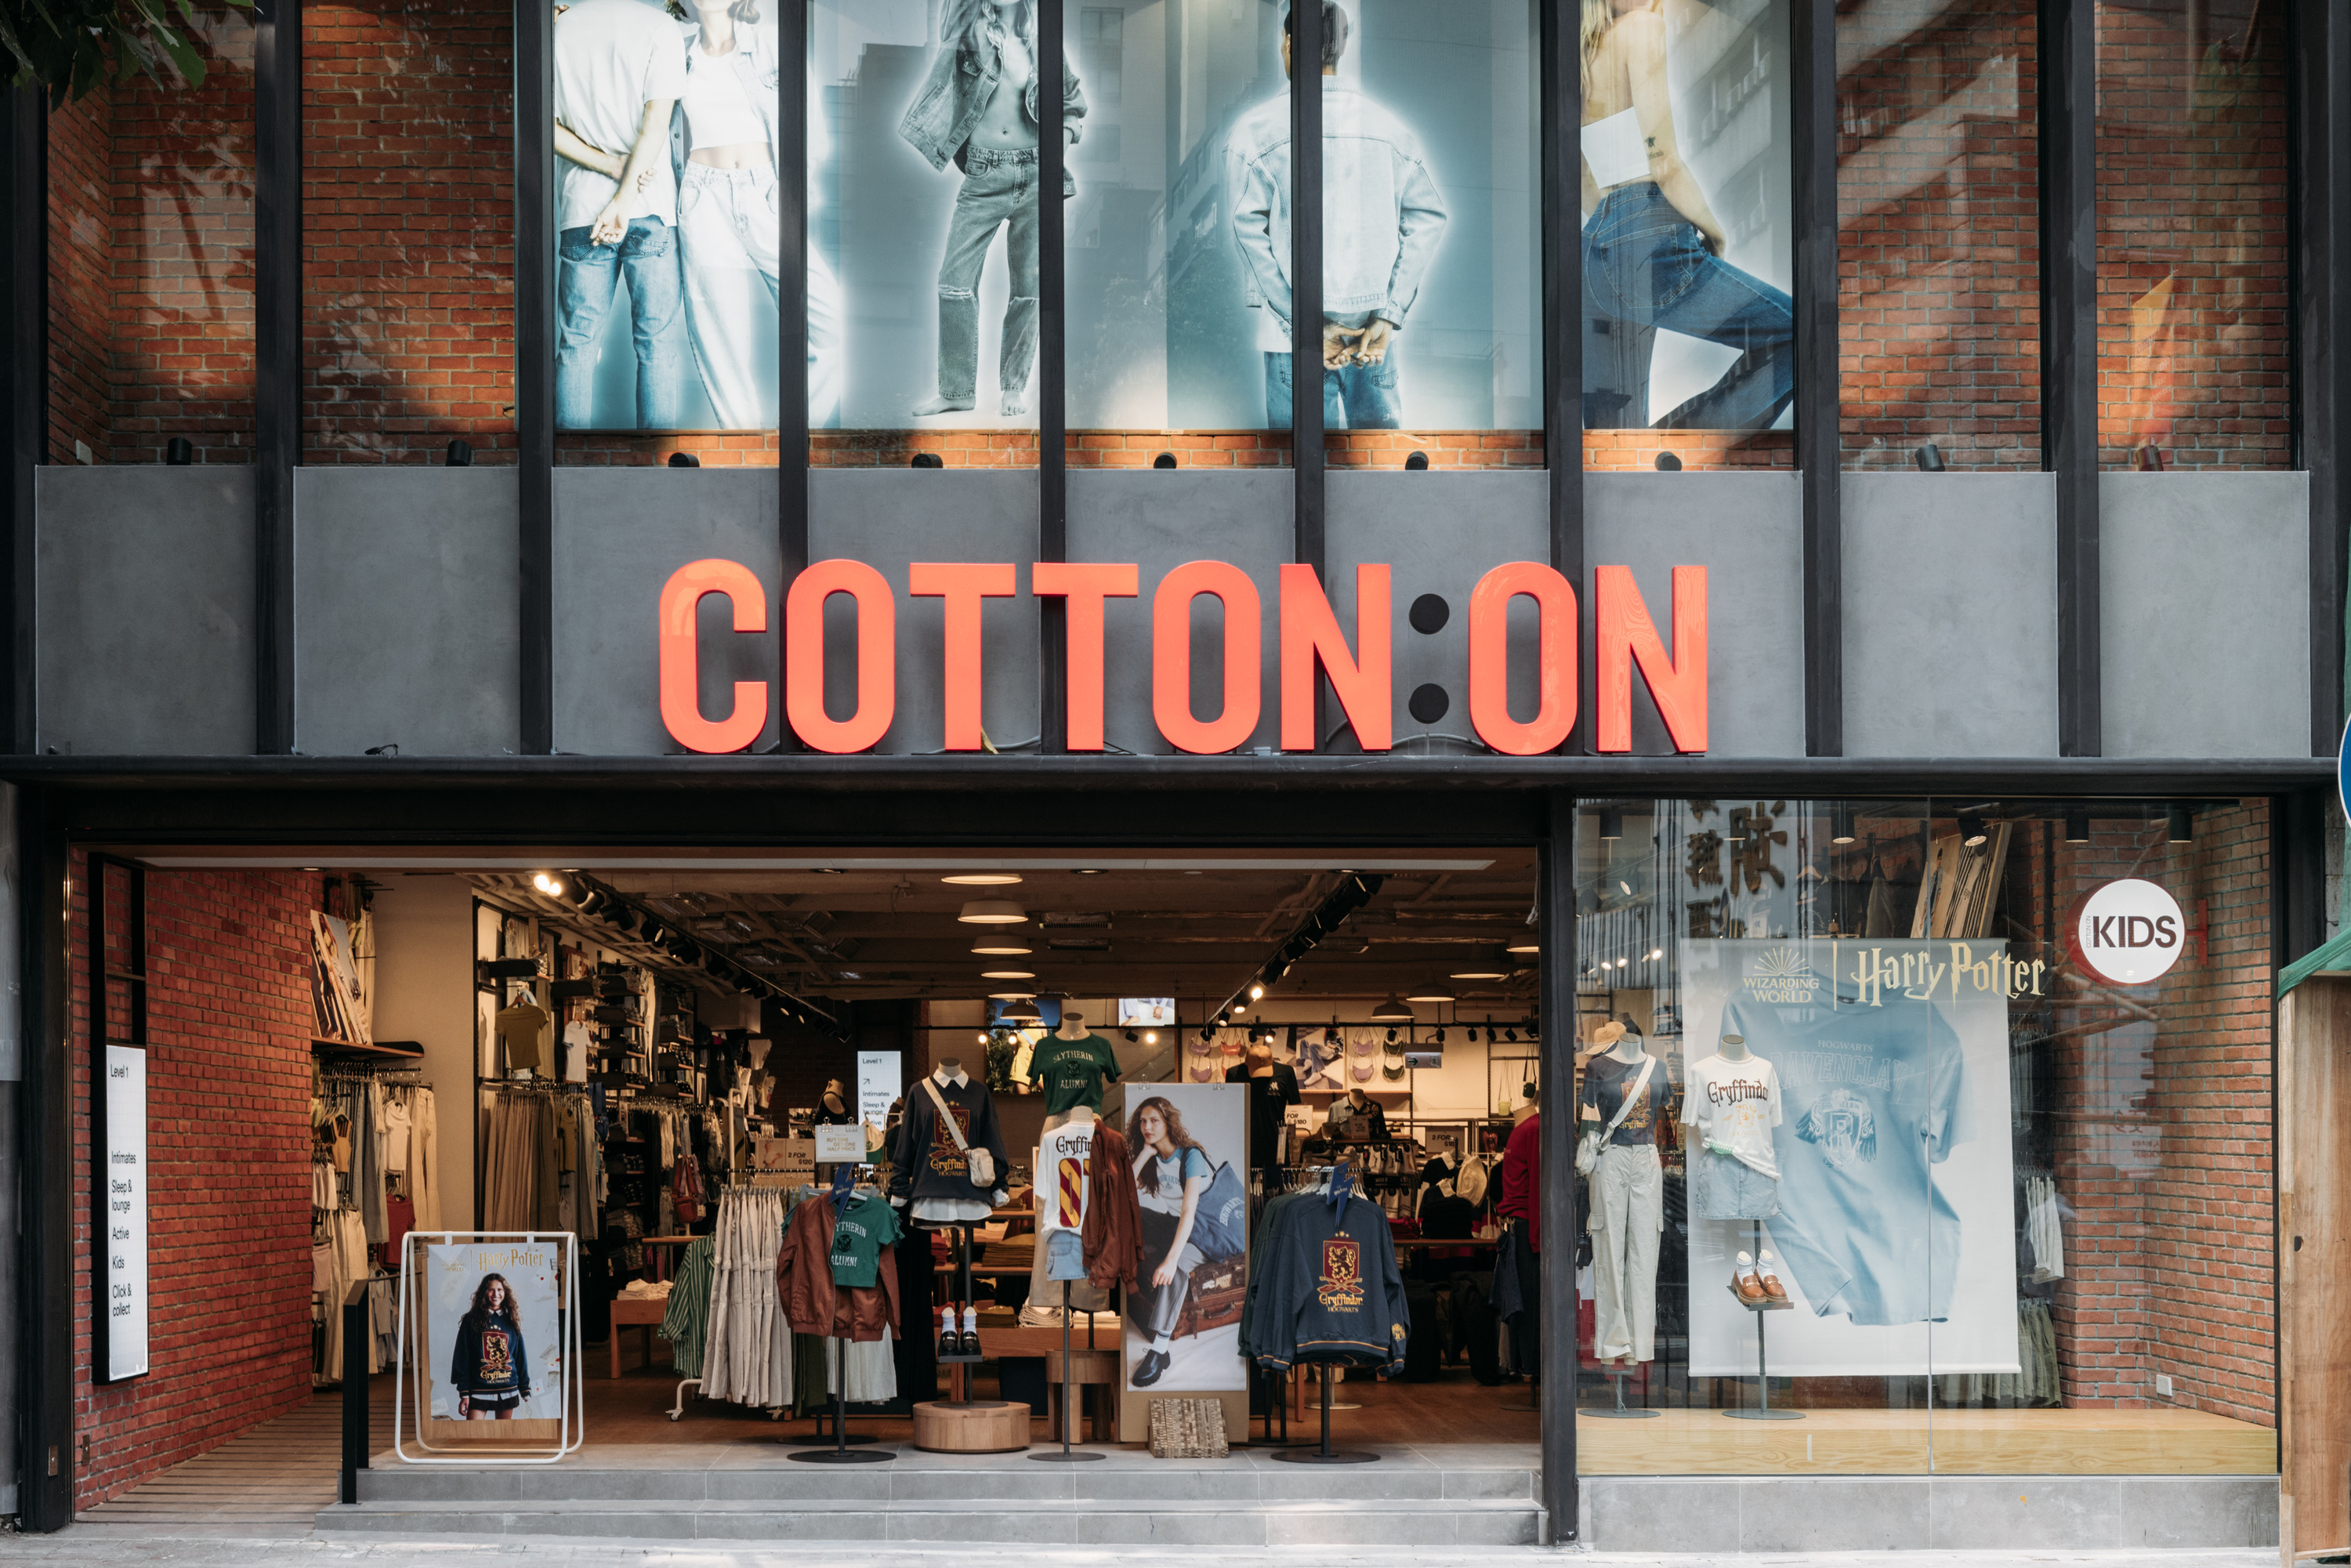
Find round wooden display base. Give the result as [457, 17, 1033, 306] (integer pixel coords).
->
[911, 1400, 1031, 1454]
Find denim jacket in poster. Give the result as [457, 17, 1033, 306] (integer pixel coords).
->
[1226, 80, 1450, 339]
[897, 34, 1086, 183]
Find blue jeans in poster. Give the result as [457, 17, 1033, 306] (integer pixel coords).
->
[556, 216, 687, 430]
[1581, 181, 1794, 431]
[1264, 349, 1404, 430]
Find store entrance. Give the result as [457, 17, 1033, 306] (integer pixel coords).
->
[258, 844, 1549, 1461]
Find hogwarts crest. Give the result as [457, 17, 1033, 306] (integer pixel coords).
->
[1317, 1237, 1364, 1309]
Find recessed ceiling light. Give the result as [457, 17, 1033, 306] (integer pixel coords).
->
[1506, 941, 1539, 954]
[813, 867, 843, 875]
[970, 940, 1033, 956]
[942, 873, 1023, 886]
[1074, 867, 1105, 875]
[980, 969, 1035, 980]
[958, 900, 1027, 925]
[1451, 971, 1507, 981]
[988, 990, 1037, 1001]
[1407, 990, 1454, 1004]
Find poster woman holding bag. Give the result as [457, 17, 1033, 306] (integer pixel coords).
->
[1126, 1096, 1243, 1387]
[451, 1273, 534, 1419]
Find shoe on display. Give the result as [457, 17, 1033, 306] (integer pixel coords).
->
[1134, 1349, 1171, 1387]
[938, 1306, 958, 1358]
[1731, 1250, 1768, 1306]
[1757, 1249, 1790, 1302]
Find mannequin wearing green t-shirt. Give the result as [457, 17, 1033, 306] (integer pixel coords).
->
[1027, 1012, 1122, 1118]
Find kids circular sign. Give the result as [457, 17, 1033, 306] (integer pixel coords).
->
[2070, 878, 2187, 986]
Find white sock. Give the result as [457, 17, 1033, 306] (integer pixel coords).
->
[1151, 1334, 1173, 1353]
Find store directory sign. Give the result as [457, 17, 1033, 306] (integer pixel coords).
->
[855, 1050, 900, 1135]
[101, 1044, 148, 1381]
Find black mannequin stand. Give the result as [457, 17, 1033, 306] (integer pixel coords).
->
[1029, 1280, 1104, 1462]
[1270, 1360, 1378, 1464]
[1725, 1221, 1800, 1421]
[787, 1334, 895, 1462]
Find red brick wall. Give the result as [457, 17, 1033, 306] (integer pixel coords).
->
[2094, 2, 2288, 470]
[1837, 0, 2040, 471]
[71, 860, 321, 1508]
[303, 0, 515, 464]
[48, 85, 119, 466]
[2036, 804, 2275, 1425]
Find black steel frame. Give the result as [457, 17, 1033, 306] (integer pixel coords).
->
[1040, 0, 1070, 753]
[2040, 0, 2100, 759]
[1540, 0, 1583, 755]
[254, 0, 302, 756]
[1790, 0, 1840, 758]
[3, 88, 42, 758]
[776, 0, 811, 754]
[516, 0, 554, 755]
[2291, 0, 2349, 756]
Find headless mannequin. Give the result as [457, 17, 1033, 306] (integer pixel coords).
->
[934, 1056, 964, 1083]
[1715, 1030, 1750, 1063]
[820, 1077, 849, 1119]
[1056, 1012, 1089, 1043]
[1245, 1042, 1275, 1078]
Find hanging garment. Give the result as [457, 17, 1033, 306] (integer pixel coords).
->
[1081, 1121, 1142, 1291]
[824, 1329, 897, 1403]
[1245, 1187, 1409, 1373]
[659, 1235, 716, 1379]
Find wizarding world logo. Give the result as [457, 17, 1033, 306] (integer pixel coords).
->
[1741, 945, 1821, 1005]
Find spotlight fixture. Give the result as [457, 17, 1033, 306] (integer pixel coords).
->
[2168, 805, 2194, 843]
[970, 938, 1034, 956]
[1217, 1009, 1231, 1025]
[2065, 809, 2091, 844]
[532, 871, 565, 896]
[1506, 940, 1539, 955]
[1598, 807, 1624, 841]
[976, 1033, 990, 1045]
[1958, 814, 1989, 848]
[1075, 867, 1105, 875]
[1504, 1028, 1519, 1043]
[980, 969, 1035, 980]
[942, 872, 1023, 886]
[1525, 1018, 1540, 1041]
[1249, 983, 1265, 1000]
[1465, 1027, 1480, 1044]
[958, 900, 1027, 925]
[1434, 1027, 1447, 1045]
[1831, 803, 1857, 845]
[1370, 994, 1414, 1023]
[1646, 948, 1664, 962]
[1201, 1026, 1215, 1043]
[1143, 1030, 1157, 1045]
[1385, 1028, 1398, 1044]
[1124, 1029, 1139, 1043]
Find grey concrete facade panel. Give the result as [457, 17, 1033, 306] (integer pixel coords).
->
[810, 471, 1039, 755]
[295, 468, 522, 757]
[1067, 471, 1289, 756]
[35, 466, 255, 755]
[1587, 473, 1804, 758]
[2101, 472, 2310, 759]
[553, 469, 784, 757]
[1842, 472, 2059, 758]
[1328, 471, 1548, 751]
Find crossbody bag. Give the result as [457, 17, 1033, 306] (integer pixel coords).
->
[1574, 1055, 1657, 1176]
[920, 1077, 996, 1189]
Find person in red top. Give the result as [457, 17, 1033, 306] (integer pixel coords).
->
[1495, 1085, 1542, 1251]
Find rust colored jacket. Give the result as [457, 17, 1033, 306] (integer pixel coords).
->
[1082, 1124, 1143, 1291]
[776, 1196, 901, 1342]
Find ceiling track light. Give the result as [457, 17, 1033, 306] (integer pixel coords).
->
[1831, 802, 1857, 846]
[2168, 805, 2194, 844]
[1597, 806, 1624, 841]
[1958, 813, 1989, 849]
[2064, 809, 2091, 844]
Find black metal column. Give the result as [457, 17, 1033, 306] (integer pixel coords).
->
[1039, 0, 1068, 753]
[1538, 791, 1579, 1541]
[515, 0, 553, 755]
[1291, 0, 1324, 656]
[1540, 0, 1582, 754]
[777, 0, 809, 751]
[16, 790, 71, 1530]
[1792, 0, 1841, 757]
[2041, 0, 2100, 758]
[2, 92, 42, 759]
[2292, 0, 2349, 756]
[253, 0, 302, 756]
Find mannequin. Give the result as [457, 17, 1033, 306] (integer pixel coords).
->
[1021, 1085, 1110, 1324]
[1226, 1040, 1301, 1171]
[1683, 1026, 1783, 1222]
[1580, 1020, 1668, 1364]
[1325, 1084, 1386, 1142]
[815, 1077, 853, 1124]
[1027, 1011, 1122, 1126]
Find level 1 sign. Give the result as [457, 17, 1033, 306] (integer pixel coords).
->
[102, 1044, 149, 1381]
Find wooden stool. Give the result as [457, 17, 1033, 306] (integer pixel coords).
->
[1045, 1346, 1120, 1443]
[607, 1295, 667, 1378]
[911, 1400, 1030, 1452]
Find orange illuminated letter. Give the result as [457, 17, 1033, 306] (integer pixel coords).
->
[784, 559, 897, 754]
[1465, 562, 1577, 755]
[1596, 564, 1707, 753]
[1280, 564, 1391, 751]
[1151, 561, 1261, 754]
[908, 563, 1017, 751]
[657, 559, 770, 755]
[1032, 562, 1141, 751]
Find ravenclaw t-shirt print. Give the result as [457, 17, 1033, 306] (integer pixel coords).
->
[1720, 995, 1971, 1327]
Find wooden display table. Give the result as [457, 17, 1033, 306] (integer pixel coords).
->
[608, 1295, 668, 1378]
[1045, 1347, 1120, 1443]
[911, 1400, 1031, 1452]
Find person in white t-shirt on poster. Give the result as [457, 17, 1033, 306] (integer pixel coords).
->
[552, 0, 691, 429]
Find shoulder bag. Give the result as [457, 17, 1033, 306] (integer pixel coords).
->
[920, 1076, 996, 1189]
[1574, 1055, 1657, 1177]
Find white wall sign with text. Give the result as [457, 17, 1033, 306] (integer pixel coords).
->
[2071, 878, 2187, 986]
[100, 1045, 149, 1381]
[855, 1050, 900, 1135]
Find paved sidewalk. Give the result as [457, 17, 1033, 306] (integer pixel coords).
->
[0, 1532, 2291, 1566]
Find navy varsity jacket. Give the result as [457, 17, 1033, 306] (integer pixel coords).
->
[1248, 1191, 1409, 1372]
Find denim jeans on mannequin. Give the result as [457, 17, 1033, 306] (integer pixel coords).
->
[1263, 349, 1404, 430]
[933, 149, 1040, 403]
[1581, 182, 1794, 432]
[556, 215, 687, 430]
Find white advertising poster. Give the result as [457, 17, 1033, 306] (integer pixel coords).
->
[854, 1049, 900, 1139]
[102, 1045, 148, 1381]
[1118, 1085, 1248, 1393]
[1680, 938, 2021, 1378]
[422, 1239, 567, 1433]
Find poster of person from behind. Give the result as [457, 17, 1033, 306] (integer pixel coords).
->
[422, 1241, 566, 1436]
[553, 0, 842, 433]
[1122, 1086, 1248, 1391]
[1578, 0, 1795, 434]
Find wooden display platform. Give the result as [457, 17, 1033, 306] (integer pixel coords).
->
[607, 1296, 668, 1378]
[911, 1400, 1031, 1453]
[1575, 1405, 2278, 1476]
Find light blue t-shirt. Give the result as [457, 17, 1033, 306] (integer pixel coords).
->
[1138, 1145, 1212, 1217]
[1724, 996, 1971, 1327]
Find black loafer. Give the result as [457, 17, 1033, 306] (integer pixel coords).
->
[1134, 1350, 1170, 1387]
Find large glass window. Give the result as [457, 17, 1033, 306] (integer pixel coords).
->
[47, 15, 256, 466]
[1574, 798, 2277, 1478]
[306, 0, 514, 463]
[1579, 0, 1792, 472]
[2094, 0, 2286, 471]
[1837, 1, 2038, 472]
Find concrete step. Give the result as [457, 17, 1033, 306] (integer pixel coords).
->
[316, 1495, 1545, 1545]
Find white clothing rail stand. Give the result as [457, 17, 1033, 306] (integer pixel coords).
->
[391, 1232, 585, 1465]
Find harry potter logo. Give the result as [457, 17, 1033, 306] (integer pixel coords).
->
[1317, 1237, 1365, 1309]
[928, 1103, 974, 1175]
